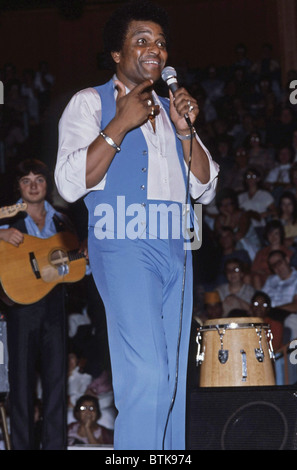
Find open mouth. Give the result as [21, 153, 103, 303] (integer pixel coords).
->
[142, 60, 161, 67]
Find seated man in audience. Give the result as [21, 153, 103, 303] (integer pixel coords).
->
[262, 250, 297, 342]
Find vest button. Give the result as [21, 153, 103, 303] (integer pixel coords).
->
[140, 185, 145, 190]
[142, 150, 148, 155]
[142, 167, 147, 172]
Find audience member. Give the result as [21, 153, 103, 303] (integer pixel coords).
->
[5, 79, 26, 123]
[249, 291, 284, 351]
[216, 258, 255, 317]
[266, 107, 296, 149]
[245, 131, 275, 172]
[201, 64, 225, 103]
[67, 352, 92, 423]
[232, 43, 252, 73]
[228, 113, 255, 149]
[265, 145, 294, 193]
[214, 188, 261, 260]
[84, 370, 117, 431]
[262, 250, 297, 341]
[238, 167, 277, 228]
[20, 68, 40, 126]
[213, 226, 251, 286]
[67, 395, 113, 446]
[34, 61, 55, 117]
[213, 135, 235, 190]
[287, 162, 297, 200]
[278, 191, 297, 247]
[200, 291, 224, 322]
[251, 219, 293, 289]
[223, 146, 250, 193]
[250, 43, 280, 83]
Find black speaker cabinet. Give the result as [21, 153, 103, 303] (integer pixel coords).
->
[187, 386, 297, 450]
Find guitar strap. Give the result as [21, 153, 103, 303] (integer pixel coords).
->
[8, 212, 67, 234]
[8, 213, 27, 233]
[52, 214, 68, 233]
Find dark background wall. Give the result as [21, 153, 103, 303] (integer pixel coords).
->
[1, 0, 280, 95]
[0, 0, 296, 181]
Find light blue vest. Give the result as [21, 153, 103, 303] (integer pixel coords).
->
[84, 79, 192, 236]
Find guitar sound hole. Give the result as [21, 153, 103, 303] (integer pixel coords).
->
[50, 249, 68, 267]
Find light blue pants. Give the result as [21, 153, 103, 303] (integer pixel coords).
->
[88, 217, 193, 450]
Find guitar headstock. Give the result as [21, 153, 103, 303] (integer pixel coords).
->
[0, 202, 28, 219]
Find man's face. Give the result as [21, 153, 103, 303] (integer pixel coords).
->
[251, 296, 270, 318]
[112, 20, 168, 89]
[225, 262, 243, 283]
[18, 172, 47, 204]
[268, 253, 291, 280]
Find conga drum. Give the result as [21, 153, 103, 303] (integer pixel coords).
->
[196, 317, 275, 387]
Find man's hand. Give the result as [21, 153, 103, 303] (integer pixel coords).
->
[169, 89, 199, 133]
[114, 79, 155, 132]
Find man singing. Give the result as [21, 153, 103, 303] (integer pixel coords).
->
[55, 0, 219, 450]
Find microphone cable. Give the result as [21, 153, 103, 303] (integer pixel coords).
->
[162, 122, 194, 450]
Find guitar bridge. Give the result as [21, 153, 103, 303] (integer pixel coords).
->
[29, 252, 41, 279]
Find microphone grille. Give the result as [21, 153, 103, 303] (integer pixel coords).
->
[161, 66, 177, 83]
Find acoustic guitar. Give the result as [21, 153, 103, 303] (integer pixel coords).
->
[0, 232, 86, 305]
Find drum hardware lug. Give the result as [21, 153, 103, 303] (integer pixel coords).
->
[255, 348, 264, 362]
[196, 331, 205, 365]
[218, 349, 229, 364]
[240, 349, 247, 381]
[255, 327, 265, 362]
[217, 327, 229, 364]
[267, 328, 275, 360]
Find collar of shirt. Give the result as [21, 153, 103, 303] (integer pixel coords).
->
[112, 74, 164, 111]
[17, 198, 59, 238]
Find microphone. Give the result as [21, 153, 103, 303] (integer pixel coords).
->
[161, 66, 192, 128]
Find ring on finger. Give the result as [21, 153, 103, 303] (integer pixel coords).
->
[147, 99, 153, 107]
[150, 106, 155, 116]
[188, 100, 194, 112]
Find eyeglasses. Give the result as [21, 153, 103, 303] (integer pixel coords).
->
[253, 301, 269, 308]
[226, 266, 240, 273]
[79, 405, 95, 412]
[245, 174, 257, 179]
